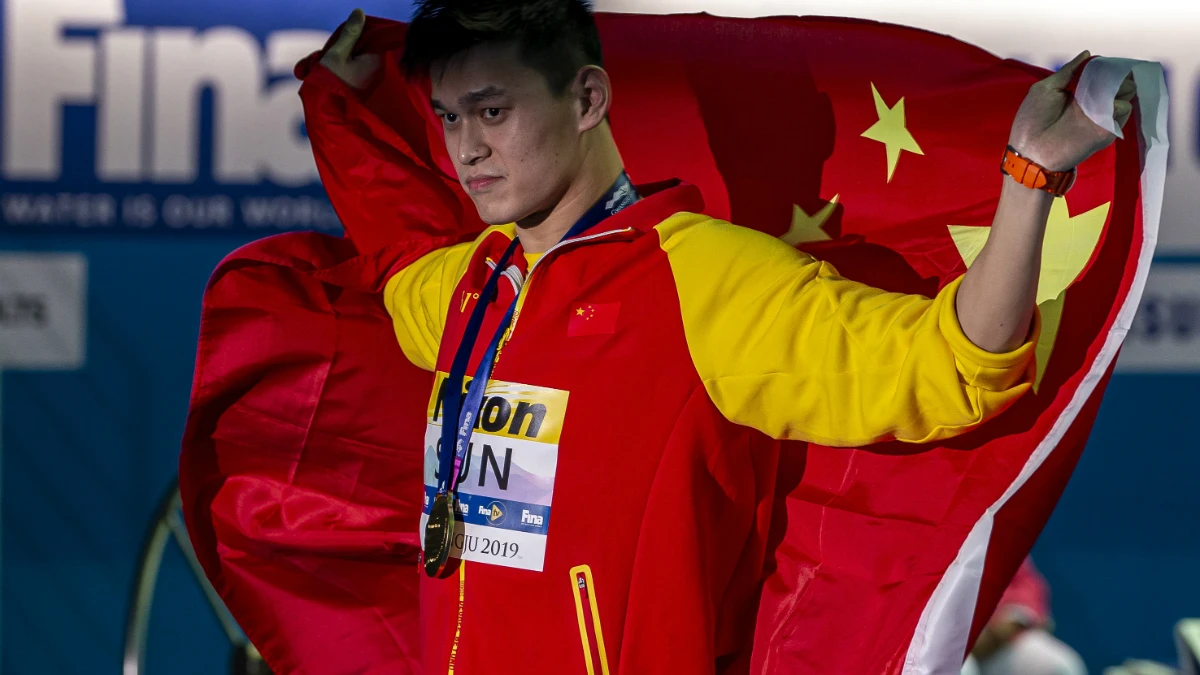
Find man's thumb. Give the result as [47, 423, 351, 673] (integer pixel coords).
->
[1045, 50, 1091, 89]
[328, 8, 366, 60]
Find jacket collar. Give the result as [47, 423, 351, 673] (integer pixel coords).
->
[593, 179, 706, 236]
[479, 179, 706, 274]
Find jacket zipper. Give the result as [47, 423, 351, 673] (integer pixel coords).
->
[446, 563, 467, 674]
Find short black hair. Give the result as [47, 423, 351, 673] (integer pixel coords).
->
[401, 0, 604, 95]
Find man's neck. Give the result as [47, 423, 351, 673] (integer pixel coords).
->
[515, 131, 627, 254]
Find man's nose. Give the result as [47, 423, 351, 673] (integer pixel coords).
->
[457, 122, 490, 166]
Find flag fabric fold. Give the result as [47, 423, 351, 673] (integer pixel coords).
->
[180, 12, 1166, 674]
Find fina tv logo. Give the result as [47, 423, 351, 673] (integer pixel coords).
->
[1, 0, 338, 231]
[483, 501, 506, 525]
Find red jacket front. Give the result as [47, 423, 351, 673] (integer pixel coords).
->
[413, 186, 777, 674]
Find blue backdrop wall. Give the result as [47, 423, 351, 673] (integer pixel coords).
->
[1, 1, 1197, 673]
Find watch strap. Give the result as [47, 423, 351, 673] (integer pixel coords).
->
[1001, 145, 1076, 196]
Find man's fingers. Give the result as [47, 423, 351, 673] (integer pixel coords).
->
[1116, 74, 1137, 102]
[1114, 74, 1136, 129]
[343, 8, 366, 38]
[1044, 50, 1092, 88]
[327, 8, 366, 60]
[1114, 99, 1134, 129]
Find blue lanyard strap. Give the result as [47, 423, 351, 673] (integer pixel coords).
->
[436, 172, 638, 496]
[436, 237, 518, 494]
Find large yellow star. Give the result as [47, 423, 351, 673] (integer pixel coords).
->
[861, 83, 924, 182]
[948, 197, 1110, 391]
[782, 194, 840, 246]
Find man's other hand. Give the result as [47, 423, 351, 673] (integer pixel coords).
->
[1008, 51, 1137, 171]
[319, 8, 381, 89]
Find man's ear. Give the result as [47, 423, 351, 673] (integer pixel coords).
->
[574, 65, 612, 132]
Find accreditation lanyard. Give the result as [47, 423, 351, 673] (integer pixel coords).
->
[435, 172, 638, 497]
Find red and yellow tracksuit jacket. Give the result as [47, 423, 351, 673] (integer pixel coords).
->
[383, 180, 1037, 673]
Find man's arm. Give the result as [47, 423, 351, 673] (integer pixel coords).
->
[304, 9, 475, 255]
[659, 216, 1037, 447]
[307, 10, 481, 371]
[957, 51, 1136, 352]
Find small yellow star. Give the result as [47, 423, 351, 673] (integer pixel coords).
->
[781, 194, 840, 246]
[948, 197, 1110, 391]
[861, 83, 924, 182]
[575, 307, 585, 316]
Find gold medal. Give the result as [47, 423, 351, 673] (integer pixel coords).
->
[423, 493, 455, 577]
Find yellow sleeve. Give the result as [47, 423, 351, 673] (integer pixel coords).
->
[657, 213, 1039, 446]
[382, 240, 478, 372]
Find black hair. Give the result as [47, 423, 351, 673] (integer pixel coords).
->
[401, 0, 604, 95]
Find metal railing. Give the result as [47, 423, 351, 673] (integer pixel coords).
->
[122, 478, 269, 675]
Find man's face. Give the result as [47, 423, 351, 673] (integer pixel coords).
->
[431, 42, 582, 225]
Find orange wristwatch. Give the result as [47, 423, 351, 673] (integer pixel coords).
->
[1001, 145, 1076, 196]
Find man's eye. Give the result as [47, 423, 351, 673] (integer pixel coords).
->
[441, 113, 459, 125]
[482, 108, 504, 119]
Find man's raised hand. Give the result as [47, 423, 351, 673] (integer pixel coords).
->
[1007, 51, 1138, 172]
[319, 8, 381, 89]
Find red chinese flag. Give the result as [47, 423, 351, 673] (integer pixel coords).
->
[180, 12, 1166, 675]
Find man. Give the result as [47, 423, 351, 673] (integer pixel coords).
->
[305, 1, 1134, 671]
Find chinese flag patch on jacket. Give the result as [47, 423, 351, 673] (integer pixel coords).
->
[568, 302, 621, 336]
[180, 11, 1166, 675]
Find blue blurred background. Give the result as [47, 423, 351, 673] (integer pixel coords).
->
[1, 0, 1197, 673]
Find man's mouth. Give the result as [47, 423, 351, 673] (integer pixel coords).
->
[466, 175, 503, 192]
